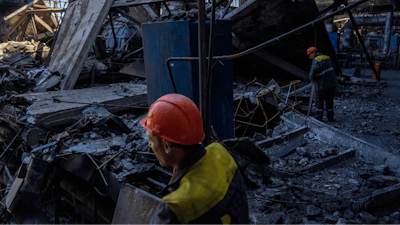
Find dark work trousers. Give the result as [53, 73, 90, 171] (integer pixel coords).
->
[316, 87, 335, 121]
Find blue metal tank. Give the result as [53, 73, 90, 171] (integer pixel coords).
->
[142, 20, 233, 139]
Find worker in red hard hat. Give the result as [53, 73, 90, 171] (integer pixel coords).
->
[307, 46, 338, 122]
[140, 93, 249, 224]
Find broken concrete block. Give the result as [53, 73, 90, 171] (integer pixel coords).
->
[373, 165, 390, 174]
[306, 220, 319, 224]
[244, 163, 264, 187]
[64, 142, 111, 155]
[324, 215, 336, 224]
[33, 75, 60, 92]
[296, 147, 309, 157]
[306, 205, 322, 218]
[336, 218, 347, 225]
[390, 212, 400, 220]
[273, 138, 307, 158]
[112, 136, 126, 149]
[19, 83, 147, 128]
[358, 211, 376, 224]
[256, 126, 308, 148]
[367, 175, 399, 189]
[302, 149, 355, 173]
[348, 178, 361, 187]
[298, 158, 308, 166]
[250, 213, 268, 224]
[252, 132, 265, 142]
[344, 209, 355, 220]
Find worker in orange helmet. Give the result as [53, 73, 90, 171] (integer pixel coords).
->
[140, 93, 249, 224]
[307, 46, 338, 121]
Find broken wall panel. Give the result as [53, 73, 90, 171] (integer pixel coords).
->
[17, 83, 147, 128]
[47, 0, 114, 90]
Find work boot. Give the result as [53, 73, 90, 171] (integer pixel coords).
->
[327, 109, 334, 122]
[315, 109, 323, 121]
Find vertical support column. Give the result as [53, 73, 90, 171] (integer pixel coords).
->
[205, 0, 216, 146]
[346, 9, 380, 81]
[54, 175, 60, 224]
[382, 11, 393, 57]
[198, 0, 209, 145]
[108, 12, 117, 56]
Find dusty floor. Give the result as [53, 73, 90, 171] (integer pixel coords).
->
[332, 69, 400, 152]
[244, 68, 400, 224]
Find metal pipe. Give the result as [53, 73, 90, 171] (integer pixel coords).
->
[205, 0, 216, 146]
[382, 12, 393, 57]
[108, 12, 118, 56]
[342, 16, 400, 29]
[198, 0, 208, 146]
[122, 47, 143, 61]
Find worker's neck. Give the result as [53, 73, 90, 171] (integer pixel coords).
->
[170, 147, 186, 172]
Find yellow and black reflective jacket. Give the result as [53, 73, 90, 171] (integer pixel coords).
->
[150, 143, 249, 224]
[309, 53, 338, 92]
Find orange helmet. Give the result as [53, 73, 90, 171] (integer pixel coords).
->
[140, 94, 205, 145]
[307, 46, 318, 56]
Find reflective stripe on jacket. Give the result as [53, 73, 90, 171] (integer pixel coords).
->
[309, 53, 338, 92]
[151, 143, 249, 224]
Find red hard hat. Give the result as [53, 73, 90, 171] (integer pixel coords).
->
[140, 94, 205, 145]
[307, 46, 318, 56]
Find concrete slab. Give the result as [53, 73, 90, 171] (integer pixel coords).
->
[302, 148, 356, 173]
[282, 112, 400, 170]
[17, 83, 147, 128]
[47, 0, 114, 90]
[256, 126, 308, 148]
[273, 138, 308, 158]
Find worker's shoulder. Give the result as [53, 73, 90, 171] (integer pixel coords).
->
[162, 142, 238, 223]
[314, 54, 330, 62]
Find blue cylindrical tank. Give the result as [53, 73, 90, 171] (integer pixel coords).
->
[142, 20, 233, 139]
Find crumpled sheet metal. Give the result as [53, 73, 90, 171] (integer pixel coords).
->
[112, 184, 161, 224]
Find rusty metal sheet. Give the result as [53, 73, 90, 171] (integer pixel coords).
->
[112, 184, 161, 224]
